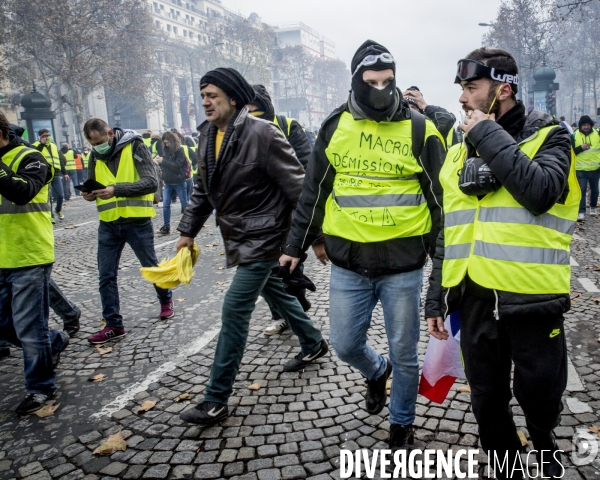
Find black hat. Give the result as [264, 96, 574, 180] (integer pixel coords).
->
[351, 40, 395, 77]
[200, 68, 254, 107]
[407, 86, 420, 92]
[579, 115, 595, 128]
[251, 85, 275, 121]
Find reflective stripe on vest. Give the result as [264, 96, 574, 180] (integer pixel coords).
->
[574, 130, 600, 171]
[0, 146, 54, 268]
[94, 143, 156, 222]
[33, 141, 61, 169]
[441, 126, 581, 294]
[64, 150, 76, 170]
[321, 111, 442, 243]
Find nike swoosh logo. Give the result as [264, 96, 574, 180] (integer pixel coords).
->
[302, 349, 322, 362]
[207, 406, 225, 417]
[549, 331, 560, 338]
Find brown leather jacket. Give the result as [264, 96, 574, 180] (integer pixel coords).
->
[177, 107, 305, 267]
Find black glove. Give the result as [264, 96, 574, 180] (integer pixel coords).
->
[458, 156, 501, 196]
[271, 261, 316, 292]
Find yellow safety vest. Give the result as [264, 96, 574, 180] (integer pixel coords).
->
[81, 152, 91, 168]
[322, 111, 442, 243]
[64, 149, 76, 170]
[446, 128, 454, 149]
[274, 116, 293, 137]
[33, 141, 61, 170]
[182, 145, 193, 170]
[574, 130, 600, 171]
[142, 137, 152, 148]
[189, 145, 198, 175]
[441, 126, 580, 294]
[151, 141, 159, 159]
[0, 145, 54, 268]
[95, 143, 156, 222]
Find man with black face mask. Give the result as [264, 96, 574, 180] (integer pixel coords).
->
[279, 39, 446, 449]
[426, 48, 578, 479]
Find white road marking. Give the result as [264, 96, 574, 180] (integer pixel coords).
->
[592, 247, 600, 256]
[570, 257, 579, 267]
[91, 325, 222, 419]
[566, 397, 592, 414]
[567, 357, 585, 392]
[578, 278, 600, 292]
[73, 220, 97, 227]
[155, 239, 179, 249]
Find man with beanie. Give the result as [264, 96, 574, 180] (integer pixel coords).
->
[427, 48, 578, 478]
[572, 115, 600, 220]
[177, 68, 327, 426]
[247, 84, 329, 336]
[279, 40, 446, 449]
[82, 118, 174, 344]
[404, 86, 458, 147]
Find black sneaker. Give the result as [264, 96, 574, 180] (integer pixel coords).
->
[179, 401, 228, 425]
[365, 358, 392, 414]
[16, 392, 53, 415]
[159, 225, 170, 235]
[63, 309, 81, 337]
[53, 333, 70, 368]
[283, 339, 329, 372]
[389, 423, 415, 449]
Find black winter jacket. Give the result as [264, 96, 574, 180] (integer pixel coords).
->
[425, 103, 573, 320]
[423, 105, 456, 142]
[160, 146, 189, 184]
[177, 107, 306, 267]
[281, 100, 446, 277]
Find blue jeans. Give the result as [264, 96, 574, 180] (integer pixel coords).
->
[185, 178, 194, 201]
[64, 171, 76, 199]
[162, 183, 188, 227]
[0, 265, 67, 394]
[204, 260, 323, 404]
[50, 174, 64, 214]
[576, 169, 600, 213]
[98, 219, 172, 328]
[49, 277, 80, 324]
[329, 264, 422, 426]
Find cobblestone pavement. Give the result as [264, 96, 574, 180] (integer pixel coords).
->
[2, 198, 600, 479]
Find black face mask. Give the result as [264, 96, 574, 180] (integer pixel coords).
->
[352, 75, 398, 122]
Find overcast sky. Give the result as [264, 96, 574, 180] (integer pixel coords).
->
[224, 0, 502, 121]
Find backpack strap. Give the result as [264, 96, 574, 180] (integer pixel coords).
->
[410, 108, 426, 159]
[276, 114, 291, 140]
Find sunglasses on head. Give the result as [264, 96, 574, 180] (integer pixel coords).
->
[454, 59, 519, 92]
[353, 53, 395, 76]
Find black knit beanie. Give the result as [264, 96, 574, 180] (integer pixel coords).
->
[250, 85, 276, 121]
[351, 39, 396, 78]
[579, 115, 595, 129]
[200, 68, 254, 107]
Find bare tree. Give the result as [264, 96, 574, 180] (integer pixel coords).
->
[3, 0, 157, 140]
[206, 15, 275, 85]
[312, 58, 351, 114]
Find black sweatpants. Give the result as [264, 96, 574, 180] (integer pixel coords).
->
[459, 277, 567, 475]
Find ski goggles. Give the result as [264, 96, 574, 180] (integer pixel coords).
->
[352, 53, 395, 76]
[454, 59, 519, 92]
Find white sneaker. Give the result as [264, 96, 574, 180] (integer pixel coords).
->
[263, 319, 289, 336]
[591, 208, 598, 215]
[578, 213, 585, 221]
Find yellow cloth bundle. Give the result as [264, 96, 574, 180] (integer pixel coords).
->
[140, 244, 200, 289]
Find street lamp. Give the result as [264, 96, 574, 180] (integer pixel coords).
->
[62, 118, 69, 145]
[114, 108, 121, 128]
[478, 22, 495, 27]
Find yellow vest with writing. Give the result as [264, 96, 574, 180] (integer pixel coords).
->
[322, 112, 443, 243]
[0, 146, 54, 268]
[441, 126, 580, 294]
[33, 141, 61, 170]
[95, 143, 156, 222]
[574, 130, 600, 171]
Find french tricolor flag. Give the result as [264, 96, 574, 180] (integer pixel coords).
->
[418, 311, 465, 404]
